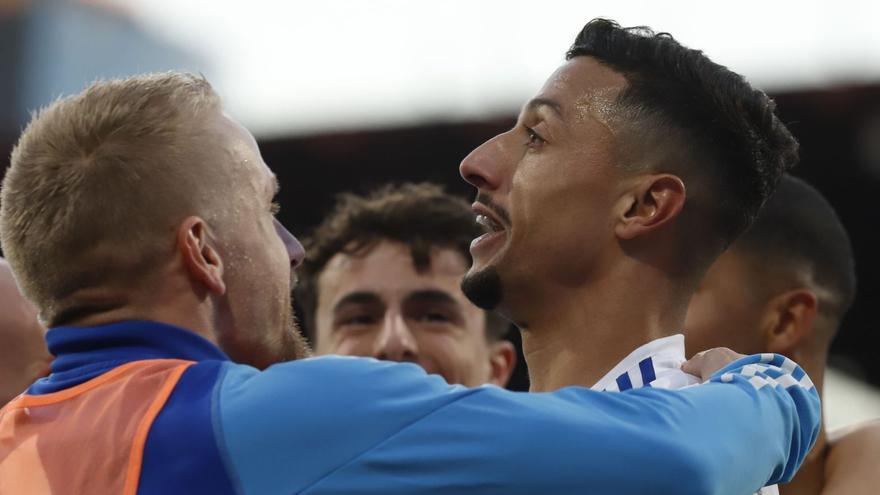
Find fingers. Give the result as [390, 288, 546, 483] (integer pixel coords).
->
[682, 347, 745, 381]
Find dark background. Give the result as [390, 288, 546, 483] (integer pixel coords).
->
[2, 84, 879, 392]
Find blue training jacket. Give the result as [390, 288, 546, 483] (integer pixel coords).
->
[0, 320, 820, 495]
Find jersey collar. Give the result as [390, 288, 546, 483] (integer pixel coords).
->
[591, 334, 700, 392]
[29, 320, 230, 395]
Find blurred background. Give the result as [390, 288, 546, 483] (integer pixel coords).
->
[1, 0, 878, 426]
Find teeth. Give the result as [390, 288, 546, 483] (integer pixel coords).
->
[476, 214, 502, 233]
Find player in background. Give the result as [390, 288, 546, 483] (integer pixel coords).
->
[297, 182, 516, 387]
[0, 258, 51, 406]
[685, 174, 879, 495]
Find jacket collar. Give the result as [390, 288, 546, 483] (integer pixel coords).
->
[29, 320, 229, 395]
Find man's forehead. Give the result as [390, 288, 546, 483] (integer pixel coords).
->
[323, 242, 468, 279]
[208, 110, 274, 180]
[318, 243, 468, 301]
[533, 56, 627, 123]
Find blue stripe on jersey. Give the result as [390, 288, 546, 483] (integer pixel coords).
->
[139, 360, 237, 494]
[639, 358, 656, 385]
[616, 373, 633, 391]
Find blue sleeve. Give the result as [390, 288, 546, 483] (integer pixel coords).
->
[215, 354, 819, 495]
[702, 352, 822, 485]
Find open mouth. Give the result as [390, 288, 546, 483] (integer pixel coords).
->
[470, 205, 508, 258]
[476, 214, 504, 234]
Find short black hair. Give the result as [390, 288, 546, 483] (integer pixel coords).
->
[733, 175, 857, 323]
[296, 182, 510, 343]
[567, 18, 799, 249]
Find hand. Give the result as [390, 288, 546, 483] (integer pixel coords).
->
[682, 347, 746, 382]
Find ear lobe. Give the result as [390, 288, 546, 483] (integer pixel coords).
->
[763, 289, 818, 354]
[487, 340, 517, 387]
[177, 216, 226, 296]
[615, 175, 686, 241]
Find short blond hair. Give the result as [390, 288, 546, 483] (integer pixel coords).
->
[1, 72, 223, 325]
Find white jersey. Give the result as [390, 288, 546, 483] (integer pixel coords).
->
[593, 334, 780, 495]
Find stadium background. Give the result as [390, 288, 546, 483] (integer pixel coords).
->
[1, 0, 878, 422]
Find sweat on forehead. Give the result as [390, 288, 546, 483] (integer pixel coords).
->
[540, 58, 627, 118]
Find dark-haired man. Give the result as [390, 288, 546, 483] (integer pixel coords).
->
[460, 18, 803, 493]
[686, 175, 879, 495]
[297, 183, 516, 387]
[0, 72, 817, 493]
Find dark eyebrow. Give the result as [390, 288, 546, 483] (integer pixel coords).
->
[403, 289, 460, 307]
[332, 291, 383, 312]
[524, 97, 564, 121]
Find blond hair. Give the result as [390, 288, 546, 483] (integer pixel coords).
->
[1, 72, 223, 325]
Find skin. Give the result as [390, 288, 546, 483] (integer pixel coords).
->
[0, 259, 52, 406]
[823, 420, 880, 495]
[314, 240, 515, 387]
[685, 248, 880, 495]
[685, 250, 774, 357]
[460, 56, 697, 391]
[65, 109, 309, 368]
[199, 112, 310, 367]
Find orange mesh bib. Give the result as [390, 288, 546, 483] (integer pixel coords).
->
[0, 359, 193, 495]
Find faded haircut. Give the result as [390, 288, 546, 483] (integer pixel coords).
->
[567, 19, 799, 256]
[1, 72, 223, 325]
[732, 175, 856, 330]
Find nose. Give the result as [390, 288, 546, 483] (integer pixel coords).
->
[459, 133, 507, 192]
[274, 218, 305, 269]
[374, 313, 419, 363]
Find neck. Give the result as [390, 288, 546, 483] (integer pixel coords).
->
[55, 272, 220, 348]
[779, 351, 828, 495]
[519, 259, 691, 392]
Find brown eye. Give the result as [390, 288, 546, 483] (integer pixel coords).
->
[417, 312, 451, 323]
[341, 314, 376, 326]
[525, 126, 546, 147]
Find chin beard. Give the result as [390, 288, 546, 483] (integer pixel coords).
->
[460, 266, 503, 310]
[279, 302, 313, 362]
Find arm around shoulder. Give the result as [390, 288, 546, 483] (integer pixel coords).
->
[210, 354, 820, 495]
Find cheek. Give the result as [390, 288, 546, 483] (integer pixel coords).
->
[418, 332, 471, 370]
[512, 162, 611, 247]
[685, 290, 759, 355]
[252, 217, 290, 273]
[325, 330, 377, 356]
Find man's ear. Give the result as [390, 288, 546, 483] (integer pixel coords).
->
[615, 174, 686, 241]
[177, 216, 226, 296]
[487, 340, 517, 387]
[760, 288, 817, 355]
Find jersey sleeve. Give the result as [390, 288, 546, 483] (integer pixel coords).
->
[701, 353, 822, 485]
[213, 353, 820, 495]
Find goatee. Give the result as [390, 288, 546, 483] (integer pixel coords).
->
[460, 266, 503, 310]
